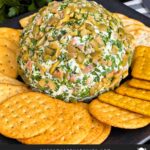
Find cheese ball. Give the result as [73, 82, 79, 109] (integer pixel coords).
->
[18, 0, 134, 102]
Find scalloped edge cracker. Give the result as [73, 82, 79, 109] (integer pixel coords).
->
[0, 92, 58, 139]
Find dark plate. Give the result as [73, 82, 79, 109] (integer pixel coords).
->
[0, 0, 150, 145]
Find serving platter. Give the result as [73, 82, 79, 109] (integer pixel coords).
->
[0, 0, 150, 144]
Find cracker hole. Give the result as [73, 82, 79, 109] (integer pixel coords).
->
[5, 119, 9, 123]
[20, 120, 24, 124]
[27, 115, 32, 119]
[10, 110, 15, 113]
[10, 126, 15, 129]
[60, 136, 65, 141]
[31, 105, 36, 109]
[5, 105, 10, 109]
[51, 128, 56, 132]
[69, 130, 74, 135]
[13, 114, 19, 118]
[23, 126, 28, 129]
[2, 69, 5, 72]
[58, 118, 64, 122]
[0, 114, 5, 118]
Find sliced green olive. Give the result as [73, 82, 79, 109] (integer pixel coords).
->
[67, 43, 78, 58]
[112, 45, 119, 54]
[39, 79, 46, 87]
[95, 36, 105, 46]
[85, 22, 94, 31]
[64, 7, 71, 15]
[75, 13, 82, 20]
[45, 47, 55, 56]
[92, 51, 102, 63]
[22, 52, 29, 61]
[37, 37, 45, 46]
[48, 17, 59, 26]
[97, 24, 107, 32]
[33, 25, 39, 35]
[43, 55, 51, 61]
[51, 49, 61, 61]
[109, 20, 116, 29]
[70, 30, 79, 36]
[90, 39, 99, 51]
[77, 52, 85, 64]
[80, 29, 91, 36]
[47, 80, 56, 90]
[118, 28, 125, 37]
[50, 61, 60, 74]
[49, 41, 60, 50]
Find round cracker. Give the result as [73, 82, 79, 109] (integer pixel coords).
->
[131, 29, 150, 47]
[89, 99, 150, 129]
[0, 73, 25, 86]
[114, 13, 129, 19]
[0, 92, 58, 139]
[0, 37, 18, 54]
[18, 102, 92, 144]
[0, 83, 29, 104]
[92, 124, 111, 144]
[114, 13, 145, 26]
[0, 28, 21, 45]
[80, 118, 105, 144]
[0, 46, 17, 78]
[78, 102, 111, 144]
[124, 24, 150, 33]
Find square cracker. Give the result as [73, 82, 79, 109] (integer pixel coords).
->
[132, 57, 150, 81]
[116, 82, 150, 101]
[133, 46, 150, 60]
[128, 78, 150, 90]
[98, 91, 150, 116]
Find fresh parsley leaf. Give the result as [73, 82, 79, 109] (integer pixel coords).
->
[0, 0, 5, 8]
[8, 6, 19, 17]
[28, 0, 37, 11]
[4, 0, 20, 6]
[0, 5, 6, 23]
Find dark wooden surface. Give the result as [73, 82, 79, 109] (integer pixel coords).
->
[0, 0, 150, 145]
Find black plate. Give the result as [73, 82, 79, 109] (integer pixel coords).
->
[0, 0, 150, 145]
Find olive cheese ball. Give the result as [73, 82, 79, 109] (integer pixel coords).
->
[18, 0, 134, 102]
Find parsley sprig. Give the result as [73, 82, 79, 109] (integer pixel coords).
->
[0, 0, 53, 23]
